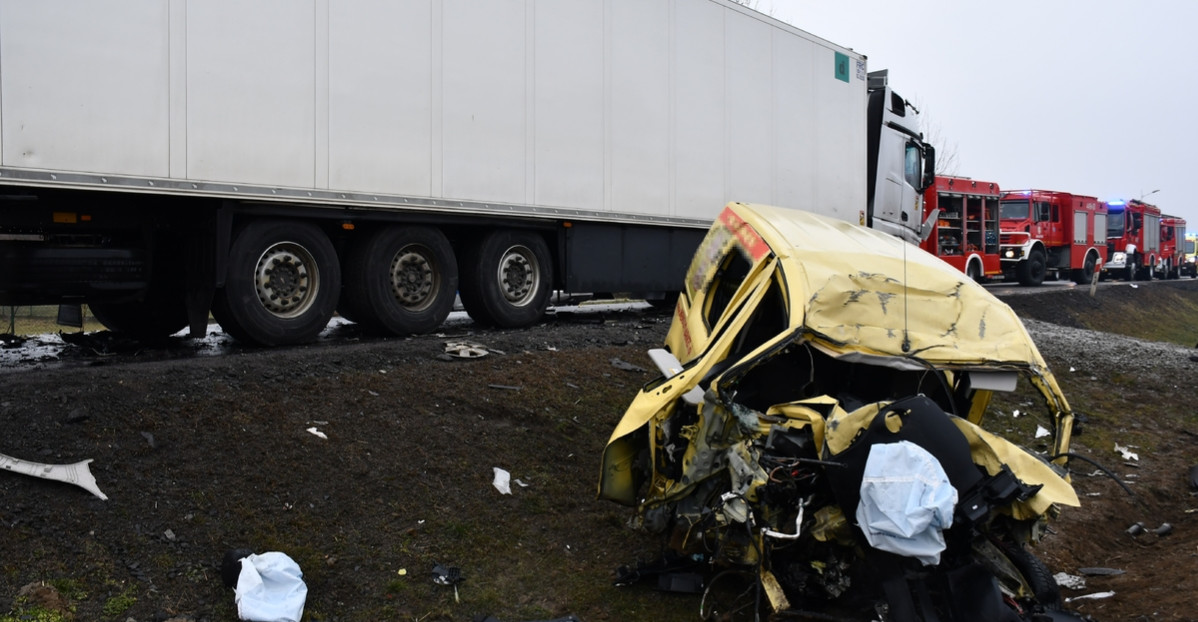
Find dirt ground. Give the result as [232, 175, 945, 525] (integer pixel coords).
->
[1, 281, 1196, 622]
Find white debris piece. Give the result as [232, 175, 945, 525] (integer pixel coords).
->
[305, 427, 328, 440]
[1012, 409, 1021, 418]
[0, 453, 108, 500]
[492, 467, 512, 495]
[1114, 443, 1139, 461]
[1035, 425, 1051, 439]
[1054, 572, 1086, 589]
[1065, 591, 1116, 603]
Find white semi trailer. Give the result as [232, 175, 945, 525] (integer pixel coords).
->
[0, 0, 933, 346]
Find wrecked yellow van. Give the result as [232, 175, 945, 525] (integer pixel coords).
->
[599, 203, 1086, 621]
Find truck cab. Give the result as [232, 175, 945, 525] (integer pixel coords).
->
[999, 190, 1106, 286]
[1103, 199, 1161, 280]
[866, 71, 936, 244]
[1160, 214, 1188, 278]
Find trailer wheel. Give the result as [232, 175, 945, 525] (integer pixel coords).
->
[89, 296, 189, 340]
[212, 220, 340, 346]
[1016, 248, 1046, 286]
[459, 230, 552, 328]
[341, 226, 458, 336]
[1072, 252, 1098, 285]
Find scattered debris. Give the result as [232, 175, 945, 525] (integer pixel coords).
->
[141, 431, 157, 449]
[432, 563, 463, 603]
[1126, 522, 1146, 536]
[1054, 572, 1086, 590]
[488, 384, 522, 391]
[1114, 443, 1139, 461]
[1078, 567, 1125, 576]
[609, 357, 646, 373]
[1035, 424, 1051, 438]
[227, 551, 308, 622]
[1189, 464, 1198, 490]
[1152, 522, 1174, 536]
[1065, 591, 1116, 603]
[445, 341, 489, 359]
[0, 452, 108, 500]
[492, 467, 512, 495]
[305, 427, 328, 440]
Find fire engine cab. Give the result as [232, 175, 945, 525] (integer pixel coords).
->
[1103, 199, 1161, 281]
[920, 176, 1001, 281]
[1160, 214, 1190, 278]
[999, 190, 1107, 286]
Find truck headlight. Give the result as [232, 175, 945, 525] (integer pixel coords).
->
[1004, 249, 1014, 258]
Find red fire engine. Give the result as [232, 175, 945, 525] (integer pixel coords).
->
[1159, 214, 1190, 278]
[1102, 199, 1161, 280]
[998, 190, 1107, 286]
[920, 176, 1002, 281]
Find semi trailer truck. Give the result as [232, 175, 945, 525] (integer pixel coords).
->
[0, 0, 933, 346]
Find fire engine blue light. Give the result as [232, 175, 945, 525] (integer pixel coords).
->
[1108, 200, 1125, 206]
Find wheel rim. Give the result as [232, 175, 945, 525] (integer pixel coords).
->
[390, 243, 438, 311]
[496, 244, 539, 306]
[254, 241, 319, 318]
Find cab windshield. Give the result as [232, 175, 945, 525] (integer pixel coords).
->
[999, 200, 1030, 220]
[1107, 207, 1126, 237]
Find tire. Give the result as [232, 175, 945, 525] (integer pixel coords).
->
[1016, 248, 1046, 286]
[1072, 252, 1097, 285]
[459, 230, 552, 328]
[966, 261, 983, 283]
[89, 296, 189, 340]
[340, 226, 458, 336]
[212, 220, 340, 347]
[998, 540, 1062, 610]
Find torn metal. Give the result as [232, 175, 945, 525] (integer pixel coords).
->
[598, 204, 1084, 621]
[1, 452, 108, 500]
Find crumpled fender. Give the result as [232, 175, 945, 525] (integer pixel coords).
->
[948, 418, 1079, 519]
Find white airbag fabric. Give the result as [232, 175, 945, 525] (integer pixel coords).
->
[856, 441, 957, 566]
[235, 552, 307, 622]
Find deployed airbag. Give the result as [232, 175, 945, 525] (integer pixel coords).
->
[856, 441, 957, 565]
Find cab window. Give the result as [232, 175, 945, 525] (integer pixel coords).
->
[705, 250, 752, 329]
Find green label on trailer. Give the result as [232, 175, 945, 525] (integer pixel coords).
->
[834, 52, 850, 83]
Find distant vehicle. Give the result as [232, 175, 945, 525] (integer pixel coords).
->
[920, 176, 1002, 282]
[1159, 214, 1191, 278]
[599, 202, 1084, 621]
[1102, 199, 1162, 281]
[0, 0, 932, 346]
[999, 190, 1107, 285]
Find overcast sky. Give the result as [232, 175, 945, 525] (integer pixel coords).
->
[757, 1, 1197, 226]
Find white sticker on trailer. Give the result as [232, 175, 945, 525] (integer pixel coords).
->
[856, 59, 867, 80]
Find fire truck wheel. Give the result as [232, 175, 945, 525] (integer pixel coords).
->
[341, 226, 458, 336]
[1073, 253, 1098, 285]
[1016, 248, 1046, 286]
[212, 220, 341, 346]
[966, 262, 983, 283]
[458, 229, 553, 328]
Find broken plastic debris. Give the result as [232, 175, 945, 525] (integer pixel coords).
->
[1126, 522, 1146, 536]
[1035, 425, 1050, 439]
[1114, 443, 1139, 461]
[492, 467, 512, 495]
[0, 452, 108, 500]
[445, 341, 488, 359]
[432, 563, 463, 603]
[305, 427, 328, 440]
[1011, 409, 1021, 418]
[1065, 591, 1116, 603]
[1053, 572, 1086, 590]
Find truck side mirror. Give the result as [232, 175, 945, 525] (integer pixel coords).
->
[921, 144, 936, 192]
